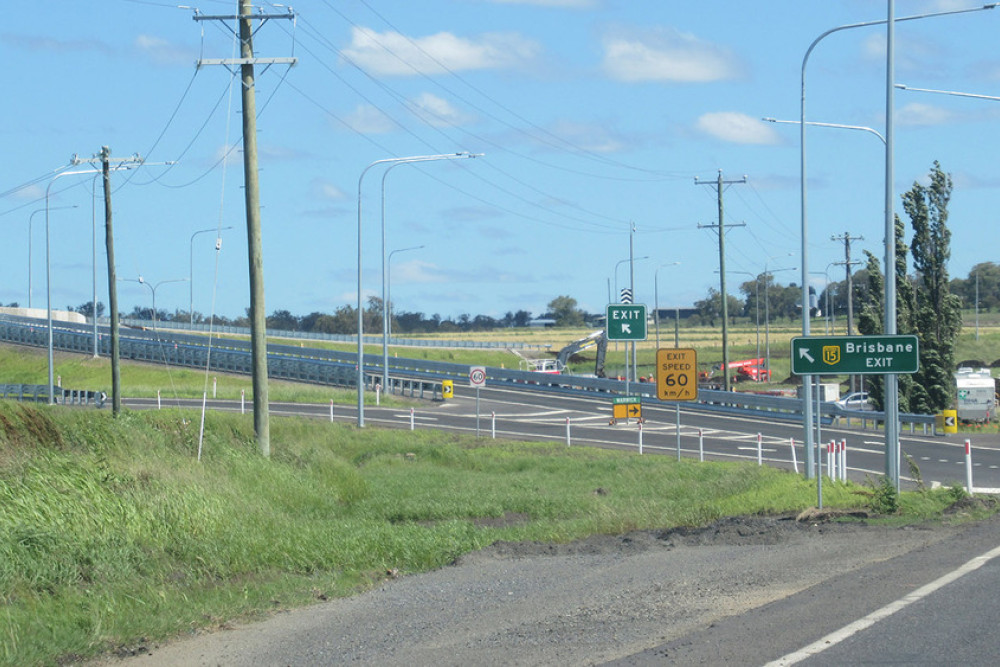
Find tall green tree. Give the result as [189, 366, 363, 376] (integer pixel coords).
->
[547, 295, 585, 327]
[855, 216, 917, 412]
[904, 161, 962, 413]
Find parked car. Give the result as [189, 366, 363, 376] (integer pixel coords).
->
[835, 391, 873, 411]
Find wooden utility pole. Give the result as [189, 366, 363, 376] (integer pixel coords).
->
[697, 170, 746, 392]
[101, 147, 122, 416]
[830, 231, 864, 335]
[194, 2, 296, 457]
[239, 0, 270, 457]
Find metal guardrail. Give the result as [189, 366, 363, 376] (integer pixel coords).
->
[0, 316, 939, 432]
[0, 384, 106, 408]
[116, 318, 550, 350]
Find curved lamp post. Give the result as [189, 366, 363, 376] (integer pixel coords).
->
[46, 167, 101, 403]
[794, 2, 994, 484]
[357, 152, 480, 427]
[120, 276, 189, 328]
[654, 262, 680, 348]
[189, 225, 233, 323]
[386, 244, 424, 347]
[29, 205, 76, 310]
[381, 155, 480, 395]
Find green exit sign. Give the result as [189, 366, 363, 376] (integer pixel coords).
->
[606, 304, 647, 341]
[790, 335, 919, 375]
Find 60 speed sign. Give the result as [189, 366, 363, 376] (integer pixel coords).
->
[656, 348, 698, 401]
[469, 366, 487, 388]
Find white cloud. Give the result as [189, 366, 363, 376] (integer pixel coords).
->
[342, 26, 540, 76]
[695, 112, 781, 145]
[311, 179, 347, 201]
[134, 34, 193, 66]
[343, 104, 396, 134]
[896, 102, 955, 126]
[393, 260, 449, 284]
[601, 27, 743, 83]
[408, 93, 476, 127]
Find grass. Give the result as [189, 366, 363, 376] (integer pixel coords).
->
[0, 402, 993, 665]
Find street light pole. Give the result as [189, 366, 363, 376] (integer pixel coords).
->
[654, 262, 680, 349]
[357, 153, 479, 427]
[45, 165, 101, 404]
[763, 253, 794, 376]
[28, 205, 75, 310]
[387, 245, 424, 344]
[380, 154, 479, 397]
[121, 276, 188, 329]
[725, 270, 760, 365]
[794, 3, 995, 482]
[189, 226, 234, 324]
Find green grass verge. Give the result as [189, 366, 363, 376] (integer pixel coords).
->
[0, 402, 991, 665]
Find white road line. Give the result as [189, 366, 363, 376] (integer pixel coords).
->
[766, 542, 1000, 666]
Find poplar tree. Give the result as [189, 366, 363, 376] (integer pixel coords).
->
[904, 161, 962, 413]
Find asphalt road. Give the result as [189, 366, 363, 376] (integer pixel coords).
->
[609, 511, 1000, 666]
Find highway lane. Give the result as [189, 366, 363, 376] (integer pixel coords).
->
[125, 382, 1000, 492]
[604, 514, 1000, 666]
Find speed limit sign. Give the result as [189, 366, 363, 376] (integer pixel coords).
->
[469, 366, 487, 388]
[656, 348, 698, 401]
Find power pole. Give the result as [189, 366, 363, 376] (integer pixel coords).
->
[697, 170, 747, 392]
[193, 3, 296, 457]
[832, 231, 864, 393]
[830, 231, 863, 335]
[70, 148, 145, 416]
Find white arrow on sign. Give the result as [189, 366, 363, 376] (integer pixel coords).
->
[622, 324, 632, 334]
[798, 348, 815, 363]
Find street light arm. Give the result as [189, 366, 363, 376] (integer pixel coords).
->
[357, 152, 483, 428]
[895, 83, 1000, 102]
[763, 117, 886, 145]
[796, 2, 998, 480]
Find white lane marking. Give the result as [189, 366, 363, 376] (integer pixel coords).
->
[766, 543, 1000, 666]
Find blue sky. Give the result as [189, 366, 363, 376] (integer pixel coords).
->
[3, 0, 1000, 323]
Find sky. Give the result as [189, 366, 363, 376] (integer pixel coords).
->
[3, 0, 1000, 324]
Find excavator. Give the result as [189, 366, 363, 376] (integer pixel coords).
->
[555, 330, 608, 377]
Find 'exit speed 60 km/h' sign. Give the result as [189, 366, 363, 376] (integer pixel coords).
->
[656, 348, 698, 401]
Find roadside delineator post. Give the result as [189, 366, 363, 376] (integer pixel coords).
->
[828, 440, 836, 482]
[757, 433, 763, 466]
[840, 439, 847, 483]
[565, 417, 571, 447]
[638, 421, 644, 455]
[966, 439, 974, 494]
[699, 428, 704, 462]
[410, 407, 415, 430]
[789, 438, 798, 474]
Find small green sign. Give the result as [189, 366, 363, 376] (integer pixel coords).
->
[606, 304, 647, 341]
[790, 335, 919, 375]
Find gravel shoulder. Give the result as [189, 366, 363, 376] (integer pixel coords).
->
[93, 512, 964, 666]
